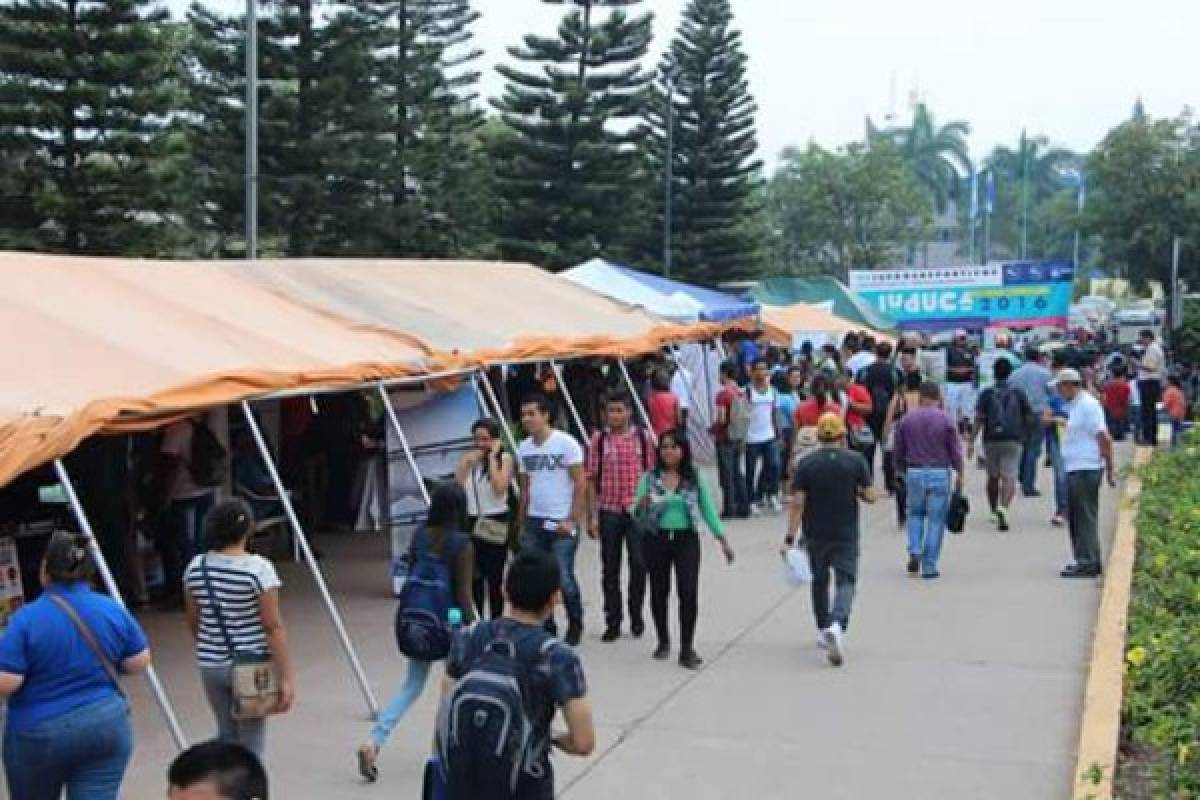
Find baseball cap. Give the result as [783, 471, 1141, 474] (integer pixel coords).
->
[816, 412, 847, 442]
[1052, 368, 1083, 385]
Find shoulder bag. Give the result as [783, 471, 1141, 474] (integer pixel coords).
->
[202, 556, 282, 720]
[46, 592, 125, 698]
[470, 462, 509, 546]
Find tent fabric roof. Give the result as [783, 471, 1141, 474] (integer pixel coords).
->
[751, 276, 896, 331]
[564, 259, 760, 323]
[760, 304, 894, 347]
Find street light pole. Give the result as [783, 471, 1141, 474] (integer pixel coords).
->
[663, 62, 675, 279]
[245, 0, 258, 261]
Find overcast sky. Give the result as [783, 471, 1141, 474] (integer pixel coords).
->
[174, 0, 1197, 169]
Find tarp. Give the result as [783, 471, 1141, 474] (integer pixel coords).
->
[751, 276, 896, 331]
[760, 304, 894, 347]
[564, 258, 760, 323]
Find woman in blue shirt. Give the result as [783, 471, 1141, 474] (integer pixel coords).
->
[0, 530, 152, 799]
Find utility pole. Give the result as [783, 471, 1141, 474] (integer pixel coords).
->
[245, 0, 258, 260]
[1020, 144, 1029, 260]
[663, 61, 676, 279]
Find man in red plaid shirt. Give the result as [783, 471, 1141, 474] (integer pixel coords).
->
[587, 390, 656, 642]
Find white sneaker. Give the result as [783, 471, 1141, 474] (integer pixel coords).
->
[750, 503, 762, 517]
[816, 632, 829, 650]
[822, 623, 845, 667]
[769, 495, 783, 514]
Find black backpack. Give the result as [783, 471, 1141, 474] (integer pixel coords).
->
[984, 387, 1027, 442]
[188, 419, 228, 487]
[436, 622, 554, 798]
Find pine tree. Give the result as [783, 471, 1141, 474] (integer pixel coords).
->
[646, 0, 763, 285]
[0, 0, 186, 254]
[492, 0, 654, 269]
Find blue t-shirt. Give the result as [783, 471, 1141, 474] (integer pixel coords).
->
[0, 582, 148, 730]
[776, 392, 799, 430]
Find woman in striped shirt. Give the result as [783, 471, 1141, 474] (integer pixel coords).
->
[184, 499, 296, 756]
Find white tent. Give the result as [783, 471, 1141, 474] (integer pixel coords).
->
[563, 258, 706, 322]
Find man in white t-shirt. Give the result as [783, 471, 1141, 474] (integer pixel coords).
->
[1135, 329, 1166, 446]
[518, 393, 588, 645]
[1054, 369, 1115, 579]
[744, 357, 782, 515]
[158, 414, 221, 608]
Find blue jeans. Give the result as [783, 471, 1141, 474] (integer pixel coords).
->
[3, 695, 132, 800]
[1047, 431, 1067, 517]
[744, 439, 781, 503]
[905, 468, 951, 576]
[522, 519, 583, 626]
[370, 658, 432, 749]
[1019, 425, 1044, 494]
[715, 441, 748, 516]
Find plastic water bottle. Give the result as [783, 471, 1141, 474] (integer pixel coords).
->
[447, 607, 463, 629]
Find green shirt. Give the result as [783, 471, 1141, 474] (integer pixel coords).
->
[631, 472, 725, 540]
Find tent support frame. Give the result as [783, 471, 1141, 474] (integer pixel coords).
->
[52, 459, 189, 750]
[549, 360, 591, 445]
[377, 385, 432, 508]
[618, 359, 654, 432]
[472, 372, 522, 461]
[240, 401, 380, 716]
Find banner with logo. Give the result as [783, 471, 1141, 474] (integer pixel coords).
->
[848, 263, 1074, 332]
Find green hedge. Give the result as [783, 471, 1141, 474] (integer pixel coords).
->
[1121, 441, 1200, 795]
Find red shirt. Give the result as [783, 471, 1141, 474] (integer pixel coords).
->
[1102, 380, 1131, 418]
[713, 385, 738, 443]
[795, 397, 841, 428]
[845, 383, 873, 430]
[1163, 386, 1187, 421]
[647, 391, 680, 437]
[586, 428, 656, 512]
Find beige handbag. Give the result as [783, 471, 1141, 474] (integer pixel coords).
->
[470, 466, 511, 545]
[203, 557, 282, 720]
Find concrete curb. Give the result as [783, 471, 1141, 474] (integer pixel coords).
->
[1071, 446, 1153, 799]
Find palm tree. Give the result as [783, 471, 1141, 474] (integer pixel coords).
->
[985, 131, 1079, 258]
[872, 102, 972, 214]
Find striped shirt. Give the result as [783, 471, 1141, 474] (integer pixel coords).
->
[184, 552, 281, 668]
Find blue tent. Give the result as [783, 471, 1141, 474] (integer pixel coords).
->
[564, 258, 760, 323]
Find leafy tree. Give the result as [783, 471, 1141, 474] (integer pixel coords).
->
[983, 131, 1078, 259]
[0, 0, 187, 254]
[492, 0, 654, 269]
[766, 141, 931, 278]
[643, 0, 763, 285]
[873, 102, 971, 214]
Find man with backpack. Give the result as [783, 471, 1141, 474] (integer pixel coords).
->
[438, 548, 594, 800]
[970, 358, 1034, 532]
[712, 361, 750, 518]
[586, 391, 655, 643]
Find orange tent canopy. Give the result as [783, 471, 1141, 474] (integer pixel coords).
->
[761, 303, 893, 347]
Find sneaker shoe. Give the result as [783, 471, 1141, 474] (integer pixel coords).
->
[989, 510, 1000, 526]
[1051, 514, 1065, 527]
[921, 570, 941, 580]
[652, 641, 671, 660]
[906, 554, 920, 575]
[816, 632, 829, 650]
[750, 502, 763, 517]
[996, 507, 1010, 532]
[601, 626, 620, 643]
[565, 622, 583, 647]
[768, 495, 783, 514]
[1022, 488, 1042, 498]
[822, 624, 845, 667]
[631, 618, 645, 638]
[678, 650, 704, 670]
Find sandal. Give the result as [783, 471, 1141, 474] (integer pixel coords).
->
[357, 744, 379, 783]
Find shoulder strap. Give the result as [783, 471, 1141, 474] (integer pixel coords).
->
[595, 431, 607, 489]
[46, 592, 125, 698]
[201, 555, 240, 660]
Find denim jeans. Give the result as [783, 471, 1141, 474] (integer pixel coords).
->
[716, 440, 748, 516]
[201, 666, 267, 757]
[370, 658, 433, 749]
[1019, 425, 1044, 494]
[744, 438, 781, 504]
[522, 519, 583, 627]
[3, 695, 133, 800]
[161, 492, 215, 595]
[1046, 430, 1068, 517]
[905, 468, 952, 576]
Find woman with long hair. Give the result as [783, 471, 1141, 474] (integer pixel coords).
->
[184, 499, 296, 757]
[356, 481, 475, 783]
[456, 418, 514, 620]
[633, 430, 734, 670]
[0, 531, 152, 799]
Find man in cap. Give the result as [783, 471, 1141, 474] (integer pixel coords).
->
[783, 413, 877, 667]
[944, 329, 978, 443]
[1054, 369, 1116, 578]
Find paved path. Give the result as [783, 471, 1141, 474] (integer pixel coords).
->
[4, 448, 1128, 798]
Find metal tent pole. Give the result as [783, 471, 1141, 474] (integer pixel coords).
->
[240, 402, 380, 716]
[477, 369, 523, 460]
[53, 459, 189, 750]
[377, 385, 431, 508]
[618, 359, 653, 433]
[549, 360, 590, 445]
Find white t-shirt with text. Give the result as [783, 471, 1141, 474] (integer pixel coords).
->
[519, 430, 584, 521]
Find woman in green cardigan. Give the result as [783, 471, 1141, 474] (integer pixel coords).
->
[633, 429, 735, 670]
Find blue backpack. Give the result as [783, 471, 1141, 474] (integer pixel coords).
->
[436, 621, 553, 798]
[394, 527, 467, 661]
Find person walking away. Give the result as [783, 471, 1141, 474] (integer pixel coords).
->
[168, 740, 268, 800]
[1101, 364, 1132, 441]
[840, 369, 876, 476]
[1054, 369, 1116, 577]
[157, 413, 224, 609]
[457, 419, 514, 620]
[712, 361, 750, 519]
[977, 331, 1022, 390]
[845, 335, 877, 376]
[357, 482, 474, 782]
[586, 391, 655, 643]
[438, 548, 595, 800]
[633, 431, 734, 669]
[783, 414, 876, 667]
[1163, 373, 1188, 449]
[518, 394, 588, 645]
[646, 368, 682, 439]
[970, 358, 1034, 532]
[861, 341, 898, 480]
[744, 358, 782, 514]
[773, 369, 800, 492]
[883, 369, 923, 528]
[1135, 329, 1166, 446]
[1009, 346, 1054, 497]
[0, 532, 153, 799]
[184, 500, 296, 758]
[893, 382, 964, 578]
[944, 330, 978, 444]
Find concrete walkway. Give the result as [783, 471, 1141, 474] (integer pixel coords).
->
[3, 448, 1127, 798]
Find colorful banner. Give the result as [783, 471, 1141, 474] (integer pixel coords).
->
[848, 263, 1074, 331]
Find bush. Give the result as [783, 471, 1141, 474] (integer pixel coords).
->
[1119, 438, 1200, 796]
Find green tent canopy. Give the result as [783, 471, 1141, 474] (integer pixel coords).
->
[750, 276, 897, 331]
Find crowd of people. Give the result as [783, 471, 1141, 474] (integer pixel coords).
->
[0, 322, 1186, 800]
